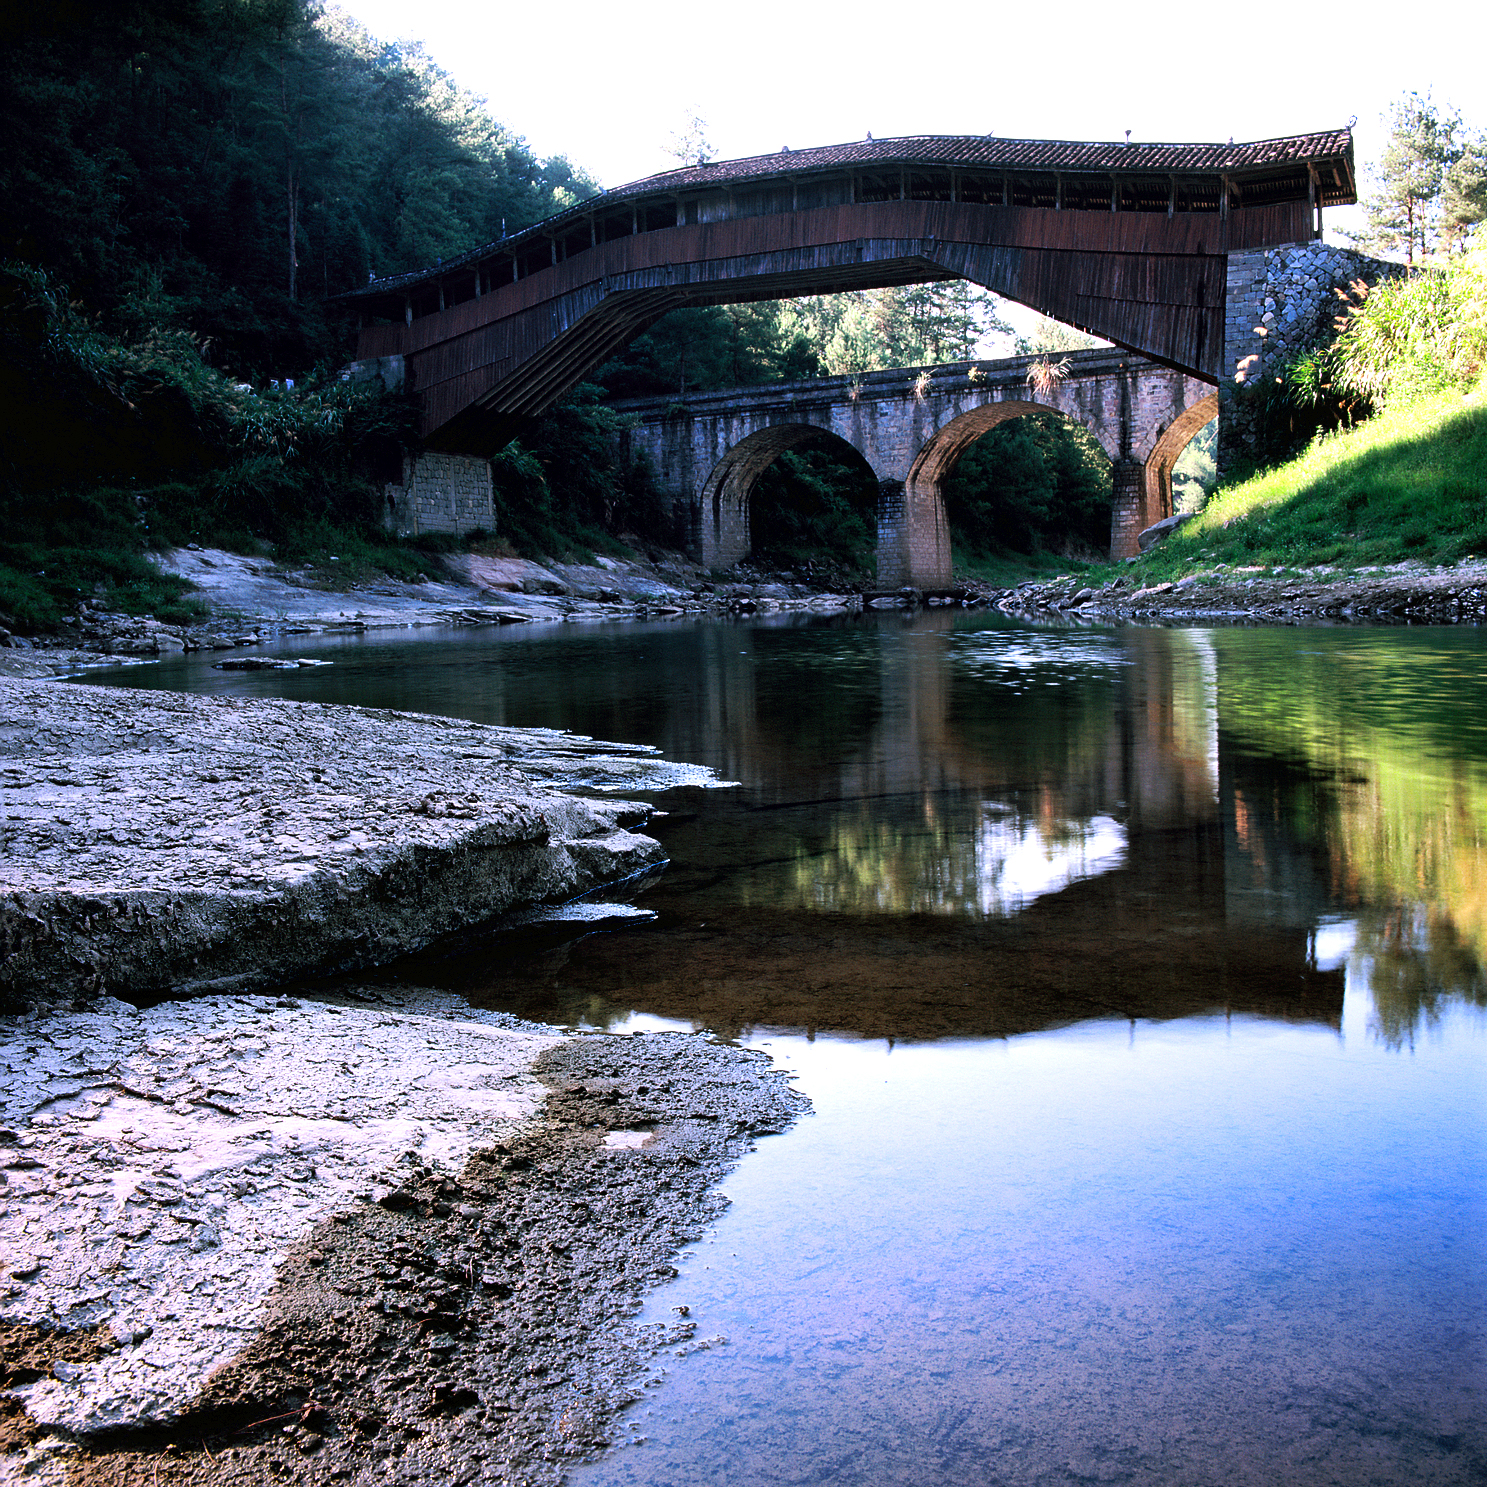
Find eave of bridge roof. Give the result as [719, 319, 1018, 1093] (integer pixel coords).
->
[611, 129, 1355, 193]
[337, 129, 1353, 303]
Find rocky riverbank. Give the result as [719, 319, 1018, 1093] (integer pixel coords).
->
[1, 991, 805, 1486]
[978, 556, 1487, 626]
[0, 677, 727, 1013]
[0, 548, 867, 679]
[0, 676, 801, 1486]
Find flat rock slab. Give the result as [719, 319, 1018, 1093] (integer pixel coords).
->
[0, 679, 725, 1010]
[0, 1005, 807, 1486]
[0, 989, 558, 1436]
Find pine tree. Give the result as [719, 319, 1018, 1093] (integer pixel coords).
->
[1442, 137, 1487, 253]
[1357, 92, 1459, 266]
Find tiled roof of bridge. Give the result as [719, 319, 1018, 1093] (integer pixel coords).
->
[343, 130, 1352, 300]
[610, 129, 1354, 196]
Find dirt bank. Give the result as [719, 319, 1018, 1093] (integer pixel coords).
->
[0, 992, 805, 1485]
[0, 678, 726, 1013]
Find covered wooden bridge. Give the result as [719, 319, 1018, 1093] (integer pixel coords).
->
[341, 129, 1353, 452]
[341, 130, 1353, 578]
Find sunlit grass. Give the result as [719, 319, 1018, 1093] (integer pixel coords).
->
[1130, 382, 1487, 580]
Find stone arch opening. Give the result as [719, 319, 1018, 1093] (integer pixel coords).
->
[901, 401, 1113, 574]
[1143, 390, 1220, 531]
[697, 423, 874, 573]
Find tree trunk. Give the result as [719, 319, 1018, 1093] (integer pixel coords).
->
[287, 167, 298, 301]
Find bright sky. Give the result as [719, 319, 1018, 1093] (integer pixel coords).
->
[336, 0, 1481, 234]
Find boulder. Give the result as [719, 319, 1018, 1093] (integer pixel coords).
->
[1137, 513, 1194, 552]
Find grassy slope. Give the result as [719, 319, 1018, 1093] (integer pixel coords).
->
[1130, 383, 1487, 581]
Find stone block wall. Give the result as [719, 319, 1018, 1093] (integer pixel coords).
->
[384, 452, 495, 538]
[1108, 459, 1150, 560]
[1219, 243, 1399, 477]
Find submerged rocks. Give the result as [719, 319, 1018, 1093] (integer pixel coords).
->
[0, 678, 726, 1011]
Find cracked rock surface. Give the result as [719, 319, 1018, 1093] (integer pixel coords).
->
[0, 990, 557, 1437]
[0, 1005, 806, 1487]
[0, 678, 723, 1011]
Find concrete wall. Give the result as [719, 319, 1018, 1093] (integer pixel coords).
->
[384, 452, 495, 538]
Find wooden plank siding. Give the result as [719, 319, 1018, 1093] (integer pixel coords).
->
[354, 192, 1315, 451]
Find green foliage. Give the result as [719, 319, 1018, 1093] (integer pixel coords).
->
[1331, 250, 1487, 406]
[1, 259, 416, 519]
[749, 447, 878, 577]
[778, 284, 1010, 373]
[1356, 91, 1483, 263]
[1444, 140, 1487, 253]
[597, 304, 822, 399]
[1172, 420, 1217, 514]
[487, 388, 670, 559]
[1129, 385, 1487, 577]
[0, 484, 205, 632]
[943, 414, 1111, 559]
[0, 258, 424, 629]
[0, 0, 595, 378]
[599, 284, 1014, 399]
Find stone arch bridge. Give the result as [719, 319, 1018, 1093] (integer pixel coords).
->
[614, 349, 1216, 582]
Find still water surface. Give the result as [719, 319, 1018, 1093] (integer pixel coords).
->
[94, 613, 1486, 1484]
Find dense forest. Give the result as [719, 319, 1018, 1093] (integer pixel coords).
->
[1, 0, 1147, 632]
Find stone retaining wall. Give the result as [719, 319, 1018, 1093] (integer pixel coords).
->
[1219, 242, 1399, 475]
[384, 452, 495, 537]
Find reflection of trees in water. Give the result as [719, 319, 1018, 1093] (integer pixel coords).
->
[785, 797, 1125, 917]
[1356, 906, 1487, 1050]
[579, 618, 1483, 1047]
[1211, 630, 1487, 1045]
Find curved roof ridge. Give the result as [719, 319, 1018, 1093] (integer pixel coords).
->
[343, 128, 1352, 301]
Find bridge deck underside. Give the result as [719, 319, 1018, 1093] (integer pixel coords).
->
[355, 198, 1308, 452]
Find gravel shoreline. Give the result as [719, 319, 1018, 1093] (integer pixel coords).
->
[978, 556, 1487, 626]
[0, 547, 869, 679]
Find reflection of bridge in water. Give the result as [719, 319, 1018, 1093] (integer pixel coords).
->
[448, 619, 1350, 1040]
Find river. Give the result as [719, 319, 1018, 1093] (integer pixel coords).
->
[90, 611, 1487, 1486]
